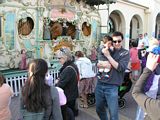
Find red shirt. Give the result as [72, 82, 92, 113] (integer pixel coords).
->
[130, 47, 140, 63]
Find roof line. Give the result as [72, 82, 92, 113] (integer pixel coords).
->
[120, 0, 149, 9]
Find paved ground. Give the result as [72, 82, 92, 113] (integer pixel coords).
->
[10, 86, 137, 120]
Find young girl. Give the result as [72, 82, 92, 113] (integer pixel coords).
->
[20, 59, 62, 120]
[130, 40, 141, 81]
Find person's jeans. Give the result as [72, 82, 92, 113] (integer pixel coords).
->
[67, 99, 78, 117]
[95, 81, 119, 120]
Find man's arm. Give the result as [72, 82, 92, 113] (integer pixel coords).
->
[105, 55, 118, 69]
[102, 48, 129, 72]
[101, 48, 118, 69]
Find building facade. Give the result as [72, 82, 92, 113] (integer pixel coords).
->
[98, 0, 160, 49]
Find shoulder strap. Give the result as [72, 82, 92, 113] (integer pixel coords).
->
[67, 65, 80, 81]
[67, 65, 77, 74]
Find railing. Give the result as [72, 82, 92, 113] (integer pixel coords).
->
[5, 63, 97, 96]
[5, 69, 59, 96]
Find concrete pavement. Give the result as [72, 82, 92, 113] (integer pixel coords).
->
[10, 97, 135, 120]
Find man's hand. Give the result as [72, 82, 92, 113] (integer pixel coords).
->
[146, 53, 159, 71]
[102, 47, 118, 69]
[102, 47, 110, 57]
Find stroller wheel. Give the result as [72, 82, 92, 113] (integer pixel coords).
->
[118, 98, 126, 109]
[87, 93, 95, 106]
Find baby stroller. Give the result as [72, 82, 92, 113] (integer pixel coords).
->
[86, 69, 132, 108]
[118, 69, 132, 109]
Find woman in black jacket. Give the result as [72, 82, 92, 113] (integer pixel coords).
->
[56, 47, 79, 119]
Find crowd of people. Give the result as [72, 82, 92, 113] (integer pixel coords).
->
[0, 31, 160, 120]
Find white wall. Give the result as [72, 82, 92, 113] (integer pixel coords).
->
[129, 0, 150, 7]
[98, 0, 147, 49]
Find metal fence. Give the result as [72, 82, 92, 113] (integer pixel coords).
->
[5, 63, 97, 96]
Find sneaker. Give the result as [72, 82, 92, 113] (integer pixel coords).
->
[97, 72, 102, 79]
[104, 74, 109, 78]
[97, 75, 101, 79]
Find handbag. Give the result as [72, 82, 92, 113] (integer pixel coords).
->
[55, 87, 67, 106]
